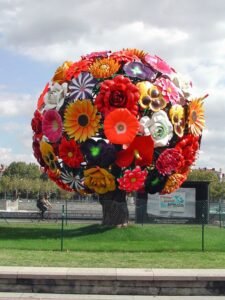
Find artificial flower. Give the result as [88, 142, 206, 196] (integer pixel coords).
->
[37, 83, 49, 110]
[110, 50, 138, 63]
[59, 137, 83, 168]
[161, 173, 187, 194]
[95, 75, 139, 116]
[52, 61, 73, 84]
[104, 108, 139, 144]
[64, 100, 100, 142]
[89, 58, 120, 78]
[145, 168, 168, 194]
[137, 81, 166, 111]
[169, 104, 185, 137]
[144, 54, 174, 74]
[47, 169, 73, 192]
[31, 110, 43, 135]
[139, 111, 173, 147]
[65, 59, 91, 81]
[68, 72, 97, 101]
[60, 167, 84, 191]
[171, 72, 192, 100]
[123, 61, 156, 81]
[81, 139, 116, 168]
[115, 136, 154, 168]
[155, 77, 180, 104]
[122, 48, 147, 60]
[42, 110, 63, 143]
[32, 138, 45, 167]
[84, 167, 116, 194]
[117, 166, 148, 193]
[40, 140, 59, 173]
[82, 50, 110, 61]
[43, 82, 67, 111]
[187, 98, 205, 136]
[156, 148, 184, 175]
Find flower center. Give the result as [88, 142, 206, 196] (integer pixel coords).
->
[110, 91, 126, 107]
[100, 64, 110, 71]
[131, 177, 137, 183]
[90, 146, 100, 157]
[78, 114, 89, 127]
[115, 122, 127, 134]
[68, 152, 73, 158]
[52, 120, 59, 131]
[167, 87, 172, 93]
[191, 111, 198, 122]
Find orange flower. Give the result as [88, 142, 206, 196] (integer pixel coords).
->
[123, 48, 147, 60]
[52, 61, 73, 84]
[104, 108, 139, 144]
[188, 98, 205, 136]
[89, 58, 120, 78]
[161, 173, 187, 194]
[64, 100, 100, 142]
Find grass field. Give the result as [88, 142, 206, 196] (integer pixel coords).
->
[0, 223, 225, 268]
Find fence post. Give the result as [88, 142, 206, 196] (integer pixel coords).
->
[61, 204, 65, 251]
[219, 199, 222, 228]
[65, 199, 68, 226]
[201, 211, 205, 252]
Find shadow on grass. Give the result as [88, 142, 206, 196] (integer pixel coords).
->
[0, 224, 113, 240]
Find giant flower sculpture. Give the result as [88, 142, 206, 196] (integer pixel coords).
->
[31, 48, 207, 195]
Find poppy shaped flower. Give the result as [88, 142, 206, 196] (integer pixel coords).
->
[123, 61, 157, 81]
[187, 98, 205, 136]
[169, 104, 185, 137]
[60, 167, 84, 191]
[155, 78, 180, 104]
[144, 54, 174, 74]
[42, 110, 63, 143]
[59, 137, 84, 168]
[31, 110, 43, 135]
[104, 108, 139, 144]
[89, 57, 120, 78]
[64, 100, 100, 142]
[81, 139, 116, 168]
[95, 75, 139, 116]
[137, 81, 166, 111]
[115, 136, 154, 168]
[65, 59, 91, 81]
[84, 167, 116, 194]
[156, 148, 184, 175]
[145, 168, 168, 194]
[139, 111, 173, 147]
[52, 61, 73, 84]
[117, 166, 148, 193]
[68, 72, 97, 101]
[44, 82, 67, 111]
[40, 140, 59, 174]
[161, 173, 187, 194]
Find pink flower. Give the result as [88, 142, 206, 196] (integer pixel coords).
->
[117, 166, 148, 193]
[42, 110, 62, 143]
[155, 78, 180, 104]
[144, 54, 174, 74]
[156, 148, 184, 175]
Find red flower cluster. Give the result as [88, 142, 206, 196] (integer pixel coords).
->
[95, 75, 139, 116]
[156, 148, 184, 175]
[65, 59, 91, 81]
[59, 138, 83, 168]
[31, 110, 43, 137]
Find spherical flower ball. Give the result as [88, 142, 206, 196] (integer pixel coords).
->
[31, 48, 207, 195]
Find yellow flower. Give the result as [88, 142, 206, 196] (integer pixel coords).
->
[64, 100, 100, 142]
[169, 104, 185, 137]
[188, 98, 205, 136]
[40, 141, 60, 175]
[84, 167, 116, 194]
[89, 58, 120, 78]
[52, 61, 73, 84]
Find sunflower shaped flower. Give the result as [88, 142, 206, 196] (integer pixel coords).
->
[64, 99, 100, 142]
[84, 167, 116, 194]
[59, 137, 83, 168]
[42, 110, 63, 143]
[104, 108, 139, 144]
[187, 98, 205, 136]
[117, 166, 148, 193]
[44, 82, 67, 111]
[89, 57, 120, 78]
[139, 111, 173, 147]
[95, 75, 139, 116]
[52, 61, 73, 84]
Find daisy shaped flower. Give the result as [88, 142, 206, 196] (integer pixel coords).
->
[68, 72, 97, 101]
[44, 82, 67, 111]
[118, 166, 148, 193]
[155, 77, 180, 104]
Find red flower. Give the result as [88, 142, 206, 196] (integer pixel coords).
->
[95, 75, 139, 116]
[110, 50, 139, 64]
[31, 110, 43, 135]
[156, 148, 184, 175]
[175, 134, 199, 173]
[118, 166, 148, 193]
[65, 59, 91, 81]
[115, 136, 154, 168]
[59, 137, 84, 168]
[32, 137, 45, 167]
[37, 83, 49, 110]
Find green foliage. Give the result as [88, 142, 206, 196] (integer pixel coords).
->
[3, 162, 41, 180]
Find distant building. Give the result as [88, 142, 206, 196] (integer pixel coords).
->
[198, 167, 225, 182]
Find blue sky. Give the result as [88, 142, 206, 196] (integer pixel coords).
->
[0, 0, 225, 171]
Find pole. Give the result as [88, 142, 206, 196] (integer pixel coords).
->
[61, 205, 64, 251]
[65, 199, 68, 226]
[219, 199, 222, 228]
[202, 212, 205, 252]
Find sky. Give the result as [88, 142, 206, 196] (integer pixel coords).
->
[0, 0, 225, 171]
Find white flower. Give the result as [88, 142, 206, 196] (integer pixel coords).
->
[44, 82, 68, 111]
[171, 73, 192, 100]
[139, 111, 173, 147]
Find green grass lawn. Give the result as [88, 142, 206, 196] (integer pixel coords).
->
[0, 223, 225, 268]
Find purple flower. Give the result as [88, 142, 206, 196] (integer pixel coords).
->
[123, 61, 157, 81]
[68, 72, 97, 100]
